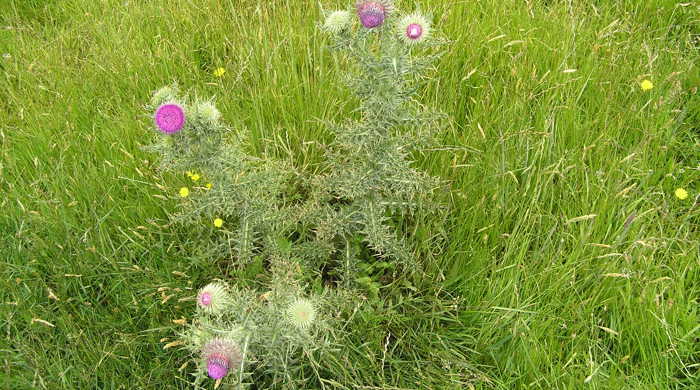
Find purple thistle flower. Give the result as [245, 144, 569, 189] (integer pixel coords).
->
[154, 103, 185, 134]
[406, 23, 423, 40]
[199, 292, 212, 306]
[207, 354, 229, 379]
[397, 14, 431, 45]
[356, 1, 387, 29]
[197, 282, 230, 315]
[202, 338, 242, 380]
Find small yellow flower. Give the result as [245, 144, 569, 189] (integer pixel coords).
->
[186, 171, 193, 178]
[674, 188, 688, 200]
[191, 173, 200, 182]
[640, 79, 654, 91]
[206, 183, 213, 190]
[213, 218, 224, 228]
[179, 187, 190, 198]
[213, 67, 226, 77]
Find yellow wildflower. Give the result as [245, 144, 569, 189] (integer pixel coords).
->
[213, 67, 226, 77]
[206, 183, 213, 190]
[674, 188, 688, 200]
[191, 173, 200, 182]
[179, 187, 190, 198]
[213, 218, 224, 228]
[640, 79, 653, 91]
[186, 171, 193, 178]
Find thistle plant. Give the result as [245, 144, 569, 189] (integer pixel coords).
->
[145, 90, 337, 388]
[145, 84, 300, 265]
[311, 1, 446, 285]
[143, 1, 445, 388]
[181, 260, 340, 389]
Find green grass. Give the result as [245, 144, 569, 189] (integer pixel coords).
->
[1, 0, 698, 388]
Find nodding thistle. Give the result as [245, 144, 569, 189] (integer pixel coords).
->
[356, 1, 392, 29]
[154, 103, 185, 134]
[398, 13, 431, 44]
[202, 338, 242, 380]
[197, 282, 230, 315]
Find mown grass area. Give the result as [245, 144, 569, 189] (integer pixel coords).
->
[1, 0, 698, 388]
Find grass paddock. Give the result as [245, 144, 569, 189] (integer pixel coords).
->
[1, 0, 698, 388]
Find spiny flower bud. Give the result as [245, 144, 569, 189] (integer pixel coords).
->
[197, 282, 230, 315]
[356, 1, 391, 29]
[202, 338, 242, 380]
[286, 298, 317, 329]
[151, 85, 178, 106]
[154, 103, 185, 134]
[398, 14, 431, 44]
[323, 10, 352, 34]
[196, 101, 221, 123]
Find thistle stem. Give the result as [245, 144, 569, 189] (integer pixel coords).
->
[237, 335, 249, 389]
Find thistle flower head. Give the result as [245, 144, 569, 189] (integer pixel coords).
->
[323, 10, 352, 34]
[202, 338, 242, 380]
[398, 13, 431, 44]
[196, 101, 221, 123]
[154, 103, 185, 134]
[197, 282, 230, 315]
[286, 298, 317, 329]
[356, 1, 392, 29]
